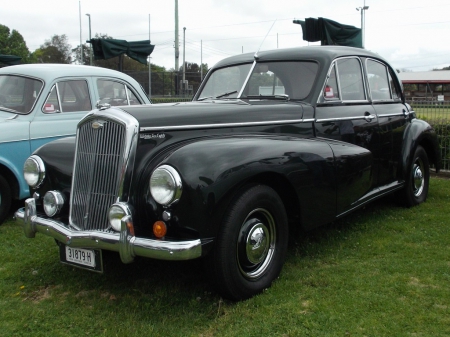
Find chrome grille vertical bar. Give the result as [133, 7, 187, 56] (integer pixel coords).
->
[69, 109, 138, 231]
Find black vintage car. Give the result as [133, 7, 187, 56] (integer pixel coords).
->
[16, 46, 441, 301]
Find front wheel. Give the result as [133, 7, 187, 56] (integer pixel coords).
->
[402, 145, 430, 207]
[0, 175, 12, 225]
[208, 185, 288, 301]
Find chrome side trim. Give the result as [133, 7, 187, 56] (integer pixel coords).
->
[16, 198, 202, 262]
[316, 116, 374, 123]
[140, 119, 309, 132]
[377, 113, 405, 118]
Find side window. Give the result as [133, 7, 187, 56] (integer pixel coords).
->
[43, 80, 91, 113]
[336, 58, 366, 101]
[126, 86, 141, 105]
[97, 79, 142, 106]
[366, 60, 391, 101]
[324, 64, 340, 100]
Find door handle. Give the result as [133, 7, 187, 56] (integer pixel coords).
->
[364, 112, 376, 122]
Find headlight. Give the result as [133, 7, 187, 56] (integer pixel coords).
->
[23, 155, 46, 188]
[108, 203, 131, 231]
[43, 191, 64, 217]
[150, 165, 182, 206]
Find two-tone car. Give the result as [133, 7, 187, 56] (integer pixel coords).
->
[16, 46, 441, 300]
[0, 64, 151, 224]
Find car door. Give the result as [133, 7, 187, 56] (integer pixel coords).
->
[29, 77, 93, 152]
[365, 58, 408, 185]
[315, 57, 382, 214]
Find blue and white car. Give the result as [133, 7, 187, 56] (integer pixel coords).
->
[0, 64, 151, 224]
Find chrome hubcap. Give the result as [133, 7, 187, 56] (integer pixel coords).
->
[412, 158, 424, 197]
[237, 208, 276, 280]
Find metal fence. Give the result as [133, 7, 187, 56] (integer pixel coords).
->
[407, 99, 450, 171]
[124, 71, 202, 98]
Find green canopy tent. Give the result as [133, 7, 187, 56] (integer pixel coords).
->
[89, 39, 155, 71]
[293, 17, 362, 48]
[0, 54, 21, 66]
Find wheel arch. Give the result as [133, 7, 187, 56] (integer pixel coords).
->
[0, 163, 20, 200]
[400, 119, 441, 180]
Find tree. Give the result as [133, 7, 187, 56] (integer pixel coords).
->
[71, 44, 91, 65]
[34, 34, 72, 63]
[0, 24, 31, 63]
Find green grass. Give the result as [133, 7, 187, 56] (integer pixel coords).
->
[1, 178, 450, 336]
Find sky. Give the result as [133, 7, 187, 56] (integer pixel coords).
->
[2, 0, 450, 72]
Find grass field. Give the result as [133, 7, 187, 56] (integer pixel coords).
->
[1, 178, 449, 336]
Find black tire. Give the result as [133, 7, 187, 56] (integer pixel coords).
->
[403, 145, 430, 207]
[0, 175, 12, 225]
[208, 185, 288, 301]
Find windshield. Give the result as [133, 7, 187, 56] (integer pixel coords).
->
[197, 61, 318, 101]
[197, 63, 252, 100]
[0, 75, 44, 114]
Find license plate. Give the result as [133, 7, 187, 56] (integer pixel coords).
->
[59, 245, 103, 272]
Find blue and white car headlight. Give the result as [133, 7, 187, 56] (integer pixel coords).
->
[23, 155, 46, 188]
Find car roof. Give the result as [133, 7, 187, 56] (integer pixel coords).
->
[213, 46, 387, 68]
[0, 64, 136, 82]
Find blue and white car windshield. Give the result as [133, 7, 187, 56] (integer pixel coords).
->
[0, 75, 44, 114]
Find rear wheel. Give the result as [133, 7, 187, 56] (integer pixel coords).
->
[0, 175, 12, 225]
[208, 185, 288, 301]
[403, 145, 429, 207]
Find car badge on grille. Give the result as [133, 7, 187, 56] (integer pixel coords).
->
[91, 121, 104, 129]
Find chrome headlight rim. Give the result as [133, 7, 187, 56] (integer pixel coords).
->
[43, 190, 64, 217]
[23, 155, 46, 188]
[108, 202, 132, 232]
[149, 165, 183, 206]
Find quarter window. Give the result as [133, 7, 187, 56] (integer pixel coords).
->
[323, 64, 340, 100]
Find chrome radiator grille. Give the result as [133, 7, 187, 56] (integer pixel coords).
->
[70, 119, 126, 231]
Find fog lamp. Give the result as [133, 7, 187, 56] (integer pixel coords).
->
[43, 191, 64, 217]
[108, 203, 131, 232]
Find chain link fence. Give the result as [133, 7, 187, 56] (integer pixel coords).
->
[407, 99, 450, 171]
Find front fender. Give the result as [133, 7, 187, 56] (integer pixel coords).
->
[160, 136, 335, 238]
[400, 119, 441, 179]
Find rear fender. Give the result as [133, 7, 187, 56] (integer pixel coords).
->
[400, 119, 441, 179]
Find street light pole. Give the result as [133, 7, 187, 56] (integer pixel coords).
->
[182, 27, 186, 95]
[79, 1, 83, 64]
[85, 13, 92, 65]
[356, 1, 369, 48]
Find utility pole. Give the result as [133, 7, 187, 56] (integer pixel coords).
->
[175, 0, 179, 72]
[149, 14, 151, 99]
[182, 27, 186, 95]
[200, 40, 203, 81]
[79, 1, 83, 64]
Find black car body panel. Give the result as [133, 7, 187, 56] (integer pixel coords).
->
[16, 46, 441, 300]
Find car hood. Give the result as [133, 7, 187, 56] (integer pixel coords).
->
[115, 100, 306, 130]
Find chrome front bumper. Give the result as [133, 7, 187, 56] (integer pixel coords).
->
[15, 198, 202, 264]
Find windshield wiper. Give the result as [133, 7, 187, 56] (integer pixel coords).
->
[0, 106, 19, 113]
[198, 90, 238, 101]
[245, 94, 290, 101]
